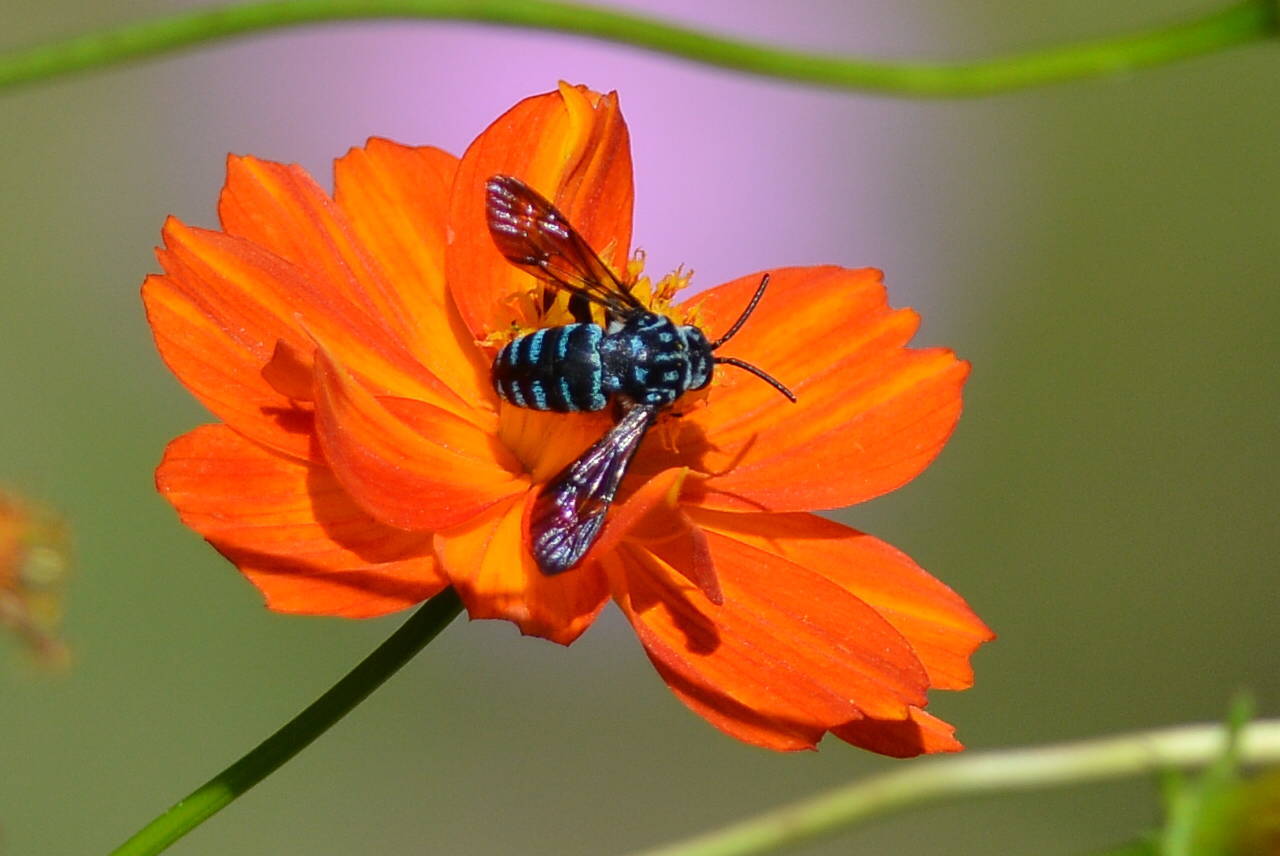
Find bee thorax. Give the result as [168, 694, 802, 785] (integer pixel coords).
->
[600, 314, 713, 407]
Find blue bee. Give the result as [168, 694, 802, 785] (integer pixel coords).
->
[486, 176, 794, 575]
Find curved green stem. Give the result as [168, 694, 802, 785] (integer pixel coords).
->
[110, 587, 464, 856]
[1, 0, 1276, 96]
[629, 719, 1280, 856]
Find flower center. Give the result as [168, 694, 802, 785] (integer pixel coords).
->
[488, 252, 709, 484]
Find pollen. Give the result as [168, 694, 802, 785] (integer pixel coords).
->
[627, 251, 700, 327]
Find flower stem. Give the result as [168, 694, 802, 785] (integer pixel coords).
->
[110, 587, 464, 856]
[1, 0, 1276, 96]
[628, 719, 1280, 856]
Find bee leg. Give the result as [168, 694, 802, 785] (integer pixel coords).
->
[568, 293, 592, 324]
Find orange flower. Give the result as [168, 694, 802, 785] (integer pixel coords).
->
[0, 490, 72, 667]
[144, 83, 992, 754]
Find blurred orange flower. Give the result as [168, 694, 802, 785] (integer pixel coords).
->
[0, 490, 72, 667]
[144, 83, 992, 754]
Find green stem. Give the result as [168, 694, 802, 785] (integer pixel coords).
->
[110, 587, 464, 856]
[628, 719, 1280, 856]
[1, 0, 1277, 96]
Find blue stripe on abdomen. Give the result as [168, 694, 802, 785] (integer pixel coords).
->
[492, 324, 606, 413]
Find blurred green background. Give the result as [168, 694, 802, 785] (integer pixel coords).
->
[1, 1, 1277, 853]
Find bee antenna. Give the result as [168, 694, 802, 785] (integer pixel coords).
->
[709, 273, 773, 350]
[713, 356, 797, 402]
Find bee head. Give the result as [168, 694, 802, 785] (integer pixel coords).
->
[680, 325, 714, 390]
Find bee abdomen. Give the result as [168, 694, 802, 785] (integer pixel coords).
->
[493, 323, 607, 413]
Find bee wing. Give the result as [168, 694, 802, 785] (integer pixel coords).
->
[530, 404, 658, 574]
[486, 175, 645, 319]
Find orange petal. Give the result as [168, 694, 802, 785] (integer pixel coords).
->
[146, 219, 484, 460]
[594, 468, 723, 605]
[157, 424, 444, 617]
[333, 140, 493, 406]
[447, 83, 634, 342]
[610, 531, 930, 750]
[629, 622, 825, 751]
[834, 707, 965, 757]
[261, 338, 315, 401]
[657, 266, 967, 512]
[434, 493, 609, 645]
[689, 508, 994, 690]
[218, 154, 424, 357]
[311, 347, 523, 531]
[144, 269, 315, 461]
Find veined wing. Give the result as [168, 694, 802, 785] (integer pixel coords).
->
[485, 175, 644, 319]
[530, 404, 657, 574]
